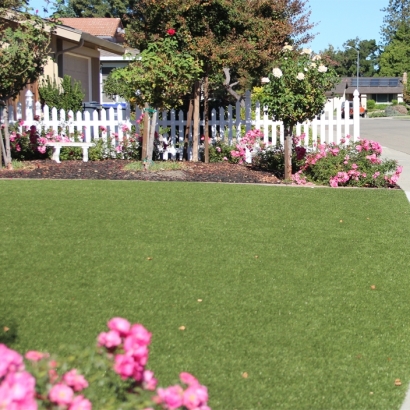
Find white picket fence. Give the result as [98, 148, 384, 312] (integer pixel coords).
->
[5, 89, 361, 148]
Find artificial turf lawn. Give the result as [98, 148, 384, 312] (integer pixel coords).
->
[1, 180, 410, 409]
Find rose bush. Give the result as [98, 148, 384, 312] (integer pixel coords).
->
[0, 318, 210, 410]
[292, 136, 402, 188]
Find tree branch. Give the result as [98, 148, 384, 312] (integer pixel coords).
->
[223, 67, 245, 108]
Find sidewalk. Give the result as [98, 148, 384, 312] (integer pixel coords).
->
[381, 146, 410, 203]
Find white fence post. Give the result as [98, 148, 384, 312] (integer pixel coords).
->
[25, 90, 34, 123]
[353, 89, 360, 141]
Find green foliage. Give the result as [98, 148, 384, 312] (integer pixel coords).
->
[51, 0, 135, 18]
[368, 111, 388, 118]
[38, 75, 85, 112]
[208, 140, 237, 163]
[366, 99, 376, 110]
[320, 39, 380, 77]
[379, 22, 410, 76]
[260, 46, 339, 126]
[0, 9, 52, 101]
[126, 0, 315, 102]
[105, 34, 202, 109]
[380, 0, 410, 45]
[296, 139, 400, 187]
[385, 105, 408, 116]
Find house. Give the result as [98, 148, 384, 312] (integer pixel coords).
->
[59, 18, 138, 105]
[331, 76, 405, 108]
[6, 16, 125, 115]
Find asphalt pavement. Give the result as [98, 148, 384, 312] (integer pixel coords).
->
[360, 117, 410, 202]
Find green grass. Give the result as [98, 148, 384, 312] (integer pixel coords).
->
[1, 181, 410, 409]
[124, 160, 186, 171]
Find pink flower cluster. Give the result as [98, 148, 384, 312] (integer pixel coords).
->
[292, 137, 402, 188]
[231, 129, 264, 164]
[0, 344, 37, 409]
[37, 132, 71, 154]
[155, 372, 210, 410]
[98, 318, 155, 386]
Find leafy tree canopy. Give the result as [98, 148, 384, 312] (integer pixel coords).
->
[379, 22, 410, 76]
[320, 38, 380, 77]
[51, 0, 135, 19]
[380, 0, 410, 45]
[0, 5, 53, 101]
[126, 0, 315, 92]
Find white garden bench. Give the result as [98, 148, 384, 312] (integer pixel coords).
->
[46, 142, 95, 163]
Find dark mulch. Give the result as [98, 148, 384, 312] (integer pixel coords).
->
[0, 160, 282, 184]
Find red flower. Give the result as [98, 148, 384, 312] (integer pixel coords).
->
[167, 28, 176, 36]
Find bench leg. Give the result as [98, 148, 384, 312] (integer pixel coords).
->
[51, 146, 61, 163]
[82, 146, 89, 162]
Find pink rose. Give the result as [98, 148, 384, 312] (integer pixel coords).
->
[49, 383, 74, 406]
[0, 344, 24, 378]
[114, 354, 135, 379]
[108, 318, 130, 336]
[25, 351, 48, 362]
[183, 385, 208, 409]
[156, 385, 184, 410]
[142, 370, 157, 390]
[180, 372, 199, 386]
[63, 369, 89, 392]
[129, 324, 152, 346]
[97, 331, 121, 348]
[68, 395, 92, 410]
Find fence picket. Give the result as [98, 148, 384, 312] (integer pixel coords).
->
[9, 90, 361, 153]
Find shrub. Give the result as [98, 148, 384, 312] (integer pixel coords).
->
[385, 105, 406, 116]
[368, 111, 387, 118]
[366, 99, 376, 110]
[38, 75, 85, 113]
[292, 137, 402, 188]
[392, 104, 408, 115]
[208, 140, 238, 163]
[392, 99, 398, 106]
[252, 134, 307, 177]
[0, 317, 211, 410]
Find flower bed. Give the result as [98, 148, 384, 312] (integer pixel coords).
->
[0, 318, 210, 410]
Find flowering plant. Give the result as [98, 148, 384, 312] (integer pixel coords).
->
[0, 318, 210, 410]
[230, 129, 264, 165]
[259, 46, 339, 125]
[259, 45, 339, 178]
[292, 137, 402, 188]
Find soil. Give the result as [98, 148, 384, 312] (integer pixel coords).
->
[0, 160, 282, 184]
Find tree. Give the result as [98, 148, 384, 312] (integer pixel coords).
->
[260, 46, 339, 179]
[380, 0, 410, 45]
[0, 3, 53, 168]
[379, 22, 410, 76]
[104, 32, 202, 164]
[125, 0, 315, 161]
[51, 0, 135, 19]
[320, 38, 380, 77]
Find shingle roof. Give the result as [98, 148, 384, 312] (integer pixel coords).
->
[59, 18, 122, 37]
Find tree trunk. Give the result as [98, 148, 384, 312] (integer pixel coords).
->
[0, 125, 3, 169]
[192, 80, 201, 162]
[3, 106, 12, 169]
[183, 87, 194, 160]
[146, 109, 157, 165]
[141, 104, 150, 161]
[203, 70, 210, 163]
[284, 123, 293, 180]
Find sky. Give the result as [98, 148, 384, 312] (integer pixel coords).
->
[28, 0, 389, 53]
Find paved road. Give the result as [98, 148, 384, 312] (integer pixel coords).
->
[360, 117, 410, 154]
[360, 118, 410, 200]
